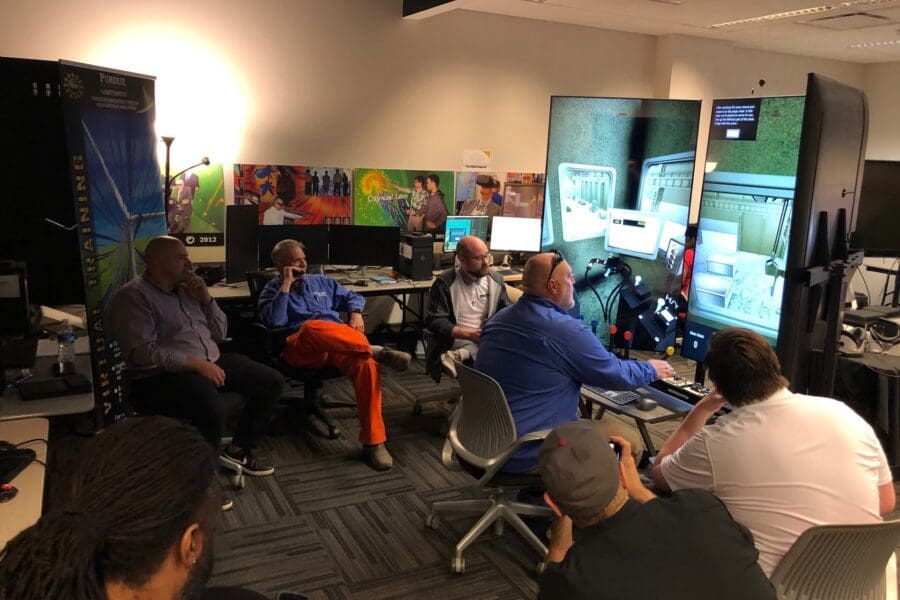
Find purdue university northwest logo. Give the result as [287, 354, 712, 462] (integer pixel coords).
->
[62, 72, 84, 101]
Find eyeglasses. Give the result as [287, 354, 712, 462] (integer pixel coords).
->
[546, 249, 564, 284]
[467, 252, 493, 264]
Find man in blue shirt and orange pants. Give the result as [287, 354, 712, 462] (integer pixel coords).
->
[475, 250, 674, 473]
[258, 239, 411, 470]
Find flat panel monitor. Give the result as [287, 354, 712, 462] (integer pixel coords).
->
[328, 225, 400, 267]
[225, 204, 259, 283]
[444, 216, 490, 253]
[258, 225, 328, 269]
[851, 160, 900, 256]
[779, 74, 868, 391]
[682, 96, 805, 363]
[541, 96, 701, 345]
[489, 216, 541, 253]
[604, 208, 662, 260]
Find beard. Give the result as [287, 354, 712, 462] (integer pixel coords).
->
[464, 263, 490, 279]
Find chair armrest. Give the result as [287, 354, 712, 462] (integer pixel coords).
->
[473, 428, 553, 484]
[248, 322, 296, 356]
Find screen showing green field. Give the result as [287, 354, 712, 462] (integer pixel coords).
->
[682, 96, 805, 362]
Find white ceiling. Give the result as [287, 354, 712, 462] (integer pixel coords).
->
[415, 0, 900, 63]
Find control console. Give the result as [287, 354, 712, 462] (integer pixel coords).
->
[650, 376, 710, 403]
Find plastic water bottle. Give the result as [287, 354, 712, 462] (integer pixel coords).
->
[57, 320, 76, 373]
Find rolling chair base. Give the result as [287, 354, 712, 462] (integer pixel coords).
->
[427, 489, 550, 574]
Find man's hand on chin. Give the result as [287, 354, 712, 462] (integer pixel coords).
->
[184, 275, 212, 305]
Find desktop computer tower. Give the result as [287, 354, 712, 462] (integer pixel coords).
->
[398, 233, 433, 281]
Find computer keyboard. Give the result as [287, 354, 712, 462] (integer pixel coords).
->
[583, 385, 640, 406]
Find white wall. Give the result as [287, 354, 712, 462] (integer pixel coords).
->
[862, 62, 900, 161]
[1, 0, 895, 270]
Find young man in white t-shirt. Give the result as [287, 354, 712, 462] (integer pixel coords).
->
[651, 327, 895, 576]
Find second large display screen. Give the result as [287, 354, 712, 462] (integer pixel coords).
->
[682, 96, 805, 361]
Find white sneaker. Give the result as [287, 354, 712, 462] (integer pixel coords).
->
[440, 348, 470, 378]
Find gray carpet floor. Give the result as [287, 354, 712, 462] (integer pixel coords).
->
[44, 350, 896, 599]
[204, 352, 689, 599]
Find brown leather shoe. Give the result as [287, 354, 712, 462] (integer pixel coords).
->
[376, 349, 411, 372]
[364, 443, 394, 470]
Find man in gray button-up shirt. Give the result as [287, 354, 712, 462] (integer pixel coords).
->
[108, 236, 283, 478]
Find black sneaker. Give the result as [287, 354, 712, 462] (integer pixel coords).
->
[220, 447, 275, 477]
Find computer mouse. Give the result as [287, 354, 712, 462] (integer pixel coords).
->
[636, 397, 658, 411]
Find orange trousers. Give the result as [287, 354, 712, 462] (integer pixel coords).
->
[283, 320, 385, 445]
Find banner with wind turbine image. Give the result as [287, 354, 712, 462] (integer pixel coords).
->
[59, 61, 165, 424]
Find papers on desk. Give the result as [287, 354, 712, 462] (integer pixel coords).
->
[40, 305, 86, 330]
[36, 336, 90, 357]
[370, 275, 397, 284]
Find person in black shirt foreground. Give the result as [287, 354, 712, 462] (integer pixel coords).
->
[537, 420, 775, 600]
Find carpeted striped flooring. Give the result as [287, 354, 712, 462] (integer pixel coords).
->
[205, 353, 690, 599]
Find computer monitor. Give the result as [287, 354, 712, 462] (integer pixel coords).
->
[0, 260, 31, 335]
[489, 217, 541, 253]
[542, 96, 701, 349]
[851, 160, 900, 256]
[682, 78, 868, 392]
[681, 96, 805, 363]
[257, 225, 328, 269]
[604, 208, 662, 260]
[779, 74, 868, 392]
[443, 216, 490, 253]
[328, 225, 400, 267]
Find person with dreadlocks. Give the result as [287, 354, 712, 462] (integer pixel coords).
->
[0, 416, 264, 600]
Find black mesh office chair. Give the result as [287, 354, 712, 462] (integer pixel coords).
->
[245, 269, 354, 439]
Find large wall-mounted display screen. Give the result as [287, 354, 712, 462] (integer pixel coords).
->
[542, 97, 701, 348]
[682, 96, 805, 362]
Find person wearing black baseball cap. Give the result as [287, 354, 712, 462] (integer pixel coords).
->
[537, 420, 774, 600]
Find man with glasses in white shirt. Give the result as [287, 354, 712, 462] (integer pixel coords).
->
[425, 235, 511, 382]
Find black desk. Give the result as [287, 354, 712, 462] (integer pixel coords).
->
[580, 384, 693, 455]
[835, 352, 900, 473]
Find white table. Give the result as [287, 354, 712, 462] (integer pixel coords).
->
[0, 417, 48, 547]
[1, 354, 95, 422]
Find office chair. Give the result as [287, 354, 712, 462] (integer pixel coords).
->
[245, 270, 354, 439]
[769, 519, 900, 600]
[426, 361, 552, 574]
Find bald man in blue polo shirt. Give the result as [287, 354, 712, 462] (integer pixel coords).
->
[475, 250, 673, 473]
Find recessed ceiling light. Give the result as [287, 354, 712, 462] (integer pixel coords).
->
[708, 5, 834, 29]
[840, 0, 897, 6]
[847, 38, 900, 46]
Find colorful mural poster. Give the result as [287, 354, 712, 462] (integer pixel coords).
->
[353, 169, 455, 239]
[454, 171, 506, 216]
[233, 164, 352, 225]
[503, 172, 546, 218]
[59, 61, 166, 423]
[167, 162, 226, 246]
